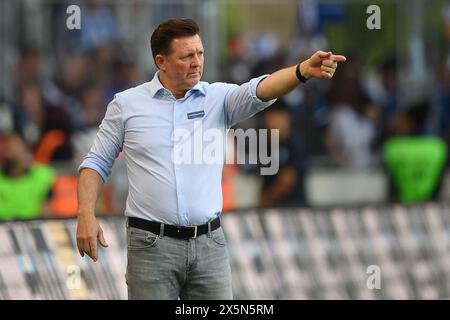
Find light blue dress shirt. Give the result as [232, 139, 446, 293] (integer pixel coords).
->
[79, 72, 275, 225]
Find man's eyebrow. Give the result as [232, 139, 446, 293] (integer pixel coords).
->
[182, 49, 204, 56]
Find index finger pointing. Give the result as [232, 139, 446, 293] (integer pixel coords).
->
[331, 55, 347, 62]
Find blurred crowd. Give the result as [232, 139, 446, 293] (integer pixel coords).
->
[1, 2, 449, 220]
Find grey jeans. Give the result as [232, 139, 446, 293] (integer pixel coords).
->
[125, 222, 233, 300]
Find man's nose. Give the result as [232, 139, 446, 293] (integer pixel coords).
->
[191, 54, 201, 67]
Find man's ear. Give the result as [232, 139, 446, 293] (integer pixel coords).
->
[155, 54, 165, 71]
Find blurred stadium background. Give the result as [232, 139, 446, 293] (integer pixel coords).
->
[1, 0, 450, 299]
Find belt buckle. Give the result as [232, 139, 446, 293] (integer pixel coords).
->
[192, 225, 197, 238]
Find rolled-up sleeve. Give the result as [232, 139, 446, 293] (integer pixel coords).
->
[78, 97, 124, 182]
[224, 75, 277, 128]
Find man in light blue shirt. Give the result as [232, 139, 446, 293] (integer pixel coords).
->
[76, 18, 346, 299]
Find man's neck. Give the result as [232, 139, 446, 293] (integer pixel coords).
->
[2, 162, 30, 178]
[158, 73, 187, 99]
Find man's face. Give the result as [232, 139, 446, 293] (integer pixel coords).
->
[157, 34, 204, 91]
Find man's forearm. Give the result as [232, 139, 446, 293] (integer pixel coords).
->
[77, 168, 104, 217]
[256, 62, 308, 102]
[256, 51, 346, 101]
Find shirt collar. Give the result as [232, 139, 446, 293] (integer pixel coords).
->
[149, 71, 206, 98]
[189, 80, 206, 96]
[148, 71, 166, 98]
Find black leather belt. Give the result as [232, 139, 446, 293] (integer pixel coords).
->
[128, 216, 221, 239]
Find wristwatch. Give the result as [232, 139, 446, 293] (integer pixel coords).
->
[295, 63, 309, 83]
